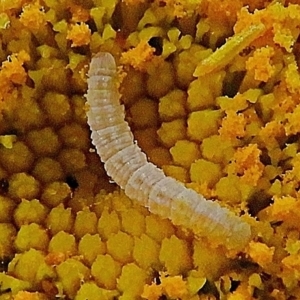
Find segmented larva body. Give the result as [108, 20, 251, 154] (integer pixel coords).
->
[86, 52, 251, 250]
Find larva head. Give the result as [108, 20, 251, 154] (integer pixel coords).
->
[88, 52, 116, 78]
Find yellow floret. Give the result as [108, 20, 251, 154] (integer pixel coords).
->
[26, 127, 61, 156]
[217, 94, 248, 112]
[158, 89, 187, 121]
[91, 254, 122, 290]
[258, 120, 285, 149]
[134, 127, 157, 153]
[121, 40, 155, 71]
[120, 208, 145, 236]
[56, 258, 90, 298]
[146, 60, 175, 98]
[8, 249, 49, 284]
[5, 87, 44, 130]
[58, 123, 90, 150]
[74, 208, 98, 238]
[201, 135, 234, 165]
[69, 3, 90, 23]
[187, 110, 221, 142]
[160, 272, 188, 299]
[41, 182, 71, 207]
[174, 44, 211, 89]
[148, 146, 172, 167]
[120, 68, 146, 106]
[133, 234, 160, 270]
[106, 231, 134, 264]
[66, 22, 91, 47]
[8, 172, 40, 200]
[145, 214, 175, 242]
[78, 234, 106, 266]
[159, 235, 192, 275]
[219, 110, 246, 141]
[0, 50, 30, 86]
[46, 205, 74, 235]
[97, 208, 121, 240]
[229, 144, 264, 186]
[32, 157, 64, 183]
[162, 165, 189, 183]
[19, 2, 46, 32]
[129, 97, 158, 128]
[0, 141, 34, 173]
[157, 119, 186, 148]
[215, 175, 243, 204]
[48, 231, 77, 256]
[190, 158, 222, 188]
[246, 46, 275, 82]
[247, 241, 275, 269]
[117, 263, 148, 298]
[14, 199, 48, 228]
[187, 71, 225, 111]
[58, 148, 87, 173]
[40, 92, 71, 125]
[14, 223, 49, 252]
[142, 282, 163, 300]
[193, 240, 231, 280]
[170, 140, 201, 169]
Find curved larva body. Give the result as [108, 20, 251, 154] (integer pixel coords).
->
[86, 52, 251, 250]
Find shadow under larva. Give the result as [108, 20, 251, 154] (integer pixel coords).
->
[85, 52, 251, 251]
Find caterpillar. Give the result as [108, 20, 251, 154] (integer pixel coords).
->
[85, 52, 251, 251]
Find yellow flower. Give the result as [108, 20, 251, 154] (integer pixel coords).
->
[120, 40, 156, 71]
[66, 22, 91, 47]
[247, 241, 275, 269]
[19, 2, 46, 32]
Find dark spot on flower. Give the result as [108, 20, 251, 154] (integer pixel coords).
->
[229, 279, 240, 292]
[148, 37, 163, 56]
[65, 174, 79, 190]
[0, 256, 11, 272]
[0, 178, 9, 194]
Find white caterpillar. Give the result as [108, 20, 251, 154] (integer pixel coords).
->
[86, 52, 251, 250]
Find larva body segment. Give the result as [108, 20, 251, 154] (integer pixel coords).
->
[170, 189, 205, 225]
[104, 144, 147, 189]
[93, 123, 132, 153]
[88, 104, 125, 127]
[86, 52, 252, 251]
[125, 163, 165, 206]
[148, 177, 186, 219]
[91, 130, 133, 161]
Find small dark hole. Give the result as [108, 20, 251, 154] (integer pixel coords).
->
[0, 256, 12, 272]
[65, 175, 79, 189]
[148, 37, 163, 56]
[229, 279, 240, 292]
[0, 178, 9, 194]
[247, 191, 272, 217]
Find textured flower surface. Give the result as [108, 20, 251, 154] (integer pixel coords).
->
[1, 0, 300, 299]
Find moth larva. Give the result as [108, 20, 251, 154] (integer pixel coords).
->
[86, 52, 251, 251]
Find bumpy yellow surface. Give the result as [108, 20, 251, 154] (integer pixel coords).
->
[1, 0, 300, 299]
